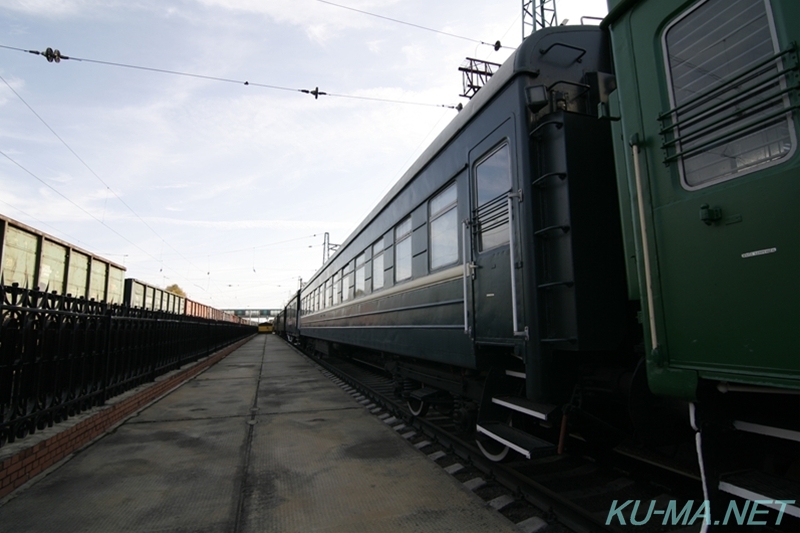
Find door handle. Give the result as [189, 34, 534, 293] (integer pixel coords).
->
[699, 204, 723, 225]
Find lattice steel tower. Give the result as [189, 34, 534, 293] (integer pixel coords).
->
[523, 0, 558, 39]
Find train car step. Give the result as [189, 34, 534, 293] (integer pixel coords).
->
[476, 422, 555, 460]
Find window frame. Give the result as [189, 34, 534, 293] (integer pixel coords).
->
[660, 0, 796, 191]
[394, 217, 413, 282]
[355, 252, 367, 297]
[428, 182, 459, 271]
[474, 143, 512, 252]
[372, 238, 385, 291]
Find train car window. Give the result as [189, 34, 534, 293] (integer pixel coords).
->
[429, 183, 458, 269]
[475, 144, 511, 251]
[372, 240, 385, 291]
[395, 218, 412, 281]
[662, 0, 794, 189]
[355, 252, 366, 297]
[323, 279, 330, 308]
[342, 263, 353, 302]
[332, 272, 340, 305]
[2, 226, 38, 289]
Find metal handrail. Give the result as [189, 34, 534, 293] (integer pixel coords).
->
[507, 193, 527, 339]
[462, 220, 471, 335]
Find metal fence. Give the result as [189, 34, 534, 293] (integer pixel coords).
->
[0, 283, 255, 448]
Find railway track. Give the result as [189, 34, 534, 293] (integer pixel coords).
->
[285, 340, 727, 533]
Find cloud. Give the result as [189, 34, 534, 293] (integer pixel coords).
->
[145, 216, 353, 231]
[0, 0, 83, 16]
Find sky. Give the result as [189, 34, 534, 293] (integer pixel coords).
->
[0, 0, 608, 310]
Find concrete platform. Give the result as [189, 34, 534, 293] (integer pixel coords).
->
[0, 335, 520, 532]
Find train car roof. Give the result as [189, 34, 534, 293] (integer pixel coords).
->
[308, 25, 603, 286]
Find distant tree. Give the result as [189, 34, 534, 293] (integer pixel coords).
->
[165, 284, 187, 297]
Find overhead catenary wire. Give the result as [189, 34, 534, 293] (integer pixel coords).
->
[0, 44, 460, 110]
[0, 148, 199, 287]
[314, 0, 515, 51]
[0, 72, 207, 277]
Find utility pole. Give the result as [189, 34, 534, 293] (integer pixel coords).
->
[522, 0, 558, 40]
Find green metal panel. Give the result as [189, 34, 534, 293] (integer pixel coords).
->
[609, 0, 800, 396]
[67, 251, 89, 299]
[2, 226, 38, 288]
[107, 266, 124, 304]
[40, 240, 68, 294]
[89, 259, 107, 302]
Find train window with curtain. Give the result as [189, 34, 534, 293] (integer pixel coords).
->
[395, 218, 412, 281]
[355, 252, 366, 297]
[429, 182, 458, 270]
[475, 144, 511, 251]
[662, 0, 795, 189]
[372, 239, 385, 290]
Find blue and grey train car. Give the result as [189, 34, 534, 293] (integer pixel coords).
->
[290, 25, 629, 458]
[276, 0, 800, 521]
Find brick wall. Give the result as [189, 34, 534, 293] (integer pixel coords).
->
[0, 335, 254, 500]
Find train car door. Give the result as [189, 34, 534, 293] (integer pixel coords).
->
[468, 119, 524, 344]
[628, 0, 800, 377]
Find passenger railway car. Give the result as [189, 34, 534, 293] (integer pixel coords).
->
[286, 23, 629, 454]
[276, 0, 799, 525]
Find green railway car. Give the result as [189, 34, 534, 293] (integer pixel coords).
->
[606, 0, 800, 523]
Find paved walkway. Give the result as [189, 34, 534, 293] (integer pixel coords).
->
[0, 335, 520, 532]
